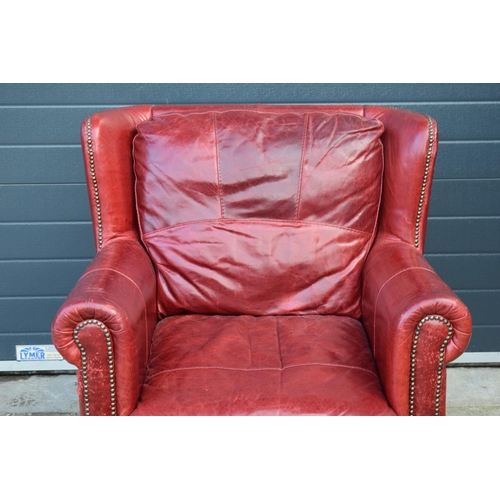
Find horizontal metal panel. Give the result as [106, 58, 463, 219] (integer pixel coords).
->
[0, 333, 53, 361]
[0, 297, 65, 333]
[0, 260, 90, 297]
[434, 142, 500, 179]
[0, 106, 109, 145]
[426, 254, 500, 290]
[0, 223, 95, 259]
[425, 218, 500, 254]
[1, 83, 499, 105]
[428, 180, 500, 217]
[1, 103, 500, 145]
[0, 83, 497, 356]
[0, 146, 85, 184]
[0, 185, 91, 222]
[396, 103, 500, 141]
[455, 291, 500, 326]
[466, 327, 500, 352]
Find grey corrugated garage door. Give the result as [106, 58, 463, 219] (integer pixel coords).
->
[0, 83, 498, 369]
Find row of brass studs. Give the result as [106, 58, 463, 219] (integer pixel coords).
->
[409, 315, 453, 416]
[73, 319, 116, 416]
[86, 118, 103, 249]
[414, 116, 434, 248]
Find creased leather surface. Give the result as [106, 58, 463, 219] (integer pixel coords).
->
[152, 104, 366, 119]
[50, 104, 473, 416]
[132, 315, 396, 416]
[51, 238, 157, 415]
[82, 105, 153, 250]
[364, 106, 438, 251]
[145, 220, 371, 317]
[412, 320, 451, 416]
[76, 323, 114, 416]
[361, 239, 472, 415]
[133, 110, 384, 318]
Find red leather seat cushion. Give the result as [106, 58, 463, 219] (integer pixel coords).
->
[133, 110, 384, 318]
[131, 315, 396, 416]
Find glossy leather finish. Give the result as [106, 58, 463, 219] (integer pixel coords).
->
[364, 106, 438, 251]
[134, 110, 383, 317]
[83, 105, 153, 248]
[145, 219, 371, 317]
[361, 239, 472, 415]
[52, 238, 157, 415]
[51, 104, 473, 416]
[132, 315, 396, 416]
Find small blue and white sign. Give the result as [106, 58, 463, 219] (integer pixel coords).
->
[16, 345, 63, 362]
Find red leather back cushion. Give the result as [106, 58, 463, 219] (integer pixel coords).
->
[133, 110, 384, 318]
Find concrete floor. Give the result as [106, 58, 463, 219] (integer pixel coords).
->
[446, 367, 500, 416]
[0, 373, 79, 416]
[0, 367, 499, 415]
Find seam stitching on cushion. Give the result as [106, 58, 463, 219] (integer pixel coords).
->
[275, 317, 283, 369]
[371, 266, 438, 357]
[152, 108, 366, 119]
[214, 112, 225, 218]
[145, 362, 378, 380]
[295, 114, 309, 219]
[359, 138, 385, 316]
[248, 325, 253, 369]
[369, 138, 385, 243]
[142, 217, 373, 238]
[132, 130, 147, 238]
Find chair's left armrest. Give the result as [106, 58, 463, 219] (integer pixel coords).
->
[52, 238, 157, 416]
[361, 239, 472, 416]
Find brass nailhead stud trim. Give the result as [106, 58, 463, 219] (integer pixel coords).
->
[414, 116, 434, 249]
[86, 118, 103, 249]
[409, 315, 453, 416]
[73, 320, 116, 416]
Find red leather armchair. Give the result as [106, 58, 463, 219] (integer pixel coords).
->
[52, 104, 472, 416]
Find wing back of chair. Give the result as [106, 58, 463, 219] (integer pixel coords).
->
[82, 105, 438, 252]
[82, 105, 153, 250]
[81, 105, 438, 319]
[57, 104, 472, 416]
[364, 106, 437, 251]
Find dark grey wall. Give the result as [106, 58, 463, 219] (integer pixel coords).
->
[0, 84, 499, 360]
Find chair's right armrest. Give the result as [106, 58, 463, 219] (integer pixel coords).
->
[361, 239, 472, 415]
[52, 238, 157, 415]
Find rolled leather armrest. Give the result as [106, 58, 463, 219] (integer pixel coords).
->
[361, 239, 472, 416]
[52, 238, 157, 416]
